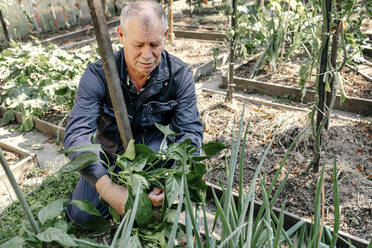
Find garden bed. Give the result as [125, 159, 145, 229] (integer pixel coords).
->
[221, 55, 372, 115]
[0, 142, 36, 205]
[196, 90, 371, 241]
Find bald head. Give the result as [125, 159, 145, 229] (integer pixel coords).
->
[120, 1, 168, 35]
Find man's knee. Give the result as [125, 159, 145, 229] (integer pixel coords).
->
[66, 176, 108, 224]
[66, 203, 92, 224]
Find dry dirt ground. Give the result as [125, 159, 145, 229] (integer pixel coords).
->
[196, 90, 372, 241]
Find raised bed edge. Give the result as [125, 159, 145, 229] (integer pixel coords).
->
[0, 142, 36, 194]
[41, 18, 121, 45]
[206, 182, 369, 248]
[221, 75, 372, 115]
[173, 30, 226, 41]
[0, 107, 65, 143]
[40, 16, 226, 46]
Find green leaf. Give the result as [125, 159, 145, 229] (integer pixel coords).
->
[64, 144, 104, 155]
[21, 219, 36, 237]
[109, 206, 121, 224]
[123, 139, 136, 160]
[0, 236, 25, 248]
[55, 95, 65, 105]
[1, 109, 15, 126]
[59, 152, 100, 174]
[155, 123, 177, 137]
[70, 200, 102, 217]
[166, 175, 180, 207]
[164, 209, 178, 223]
[131, 174, 149, 191]
[38, 198, 67, 225]
[125, 191, 152, 227]
[202, 142, 228, 157]
[38, 198, 68, 225]
[21, 117, 34, 132]
[36, 227, 78, 247]
[135, 192, 153, 227]
[132, 155, 148, 172]
[53, 219, 69, 233]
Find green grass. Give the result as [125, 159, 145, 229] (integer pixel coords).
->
[0, 171, 79, 244]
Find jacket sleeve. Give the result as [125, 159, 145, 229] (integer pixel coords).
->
[171, 67, 204, 151]
[64, 65, 109, 186]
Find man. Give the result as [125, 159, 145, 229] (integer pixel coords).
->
[64, 0, 203, 224]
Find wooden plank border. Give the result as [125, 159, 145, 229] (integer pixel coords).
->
[221, 75, 372, 115]
[174, 30, 226, 41]
[0, 142, 36, 194]
[206, 182, 369, 248]
[40, 17, 226, 45]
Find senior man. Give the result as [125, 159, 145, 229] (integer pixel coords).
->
[64, 0, 203, 224]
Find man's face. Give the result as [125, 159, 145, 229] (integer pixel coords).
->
[118, 16, 167, 77]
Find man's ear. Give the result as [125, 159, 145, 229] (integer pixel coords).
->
[117, 25, 125, 44]
[164, 27, 169, 38]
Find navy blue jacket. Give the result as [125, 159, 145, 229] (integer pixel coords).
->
[64, 48, 203, 186]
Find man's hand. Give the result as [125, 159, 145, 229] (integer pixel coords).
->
[95, 175, 128, 216]
[148, 187, 164, 207]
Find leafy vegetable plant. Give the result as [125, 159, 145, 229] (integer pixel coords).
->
[59, 122, 228, 246]
[0, 38, 99, 130]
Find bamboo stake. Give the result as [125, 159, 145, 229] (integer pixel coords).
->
[169, 0, 174, 45]
[313, 0, 331, 172]
[0, 148, 40, 234]
[87, 0, 133, 150]
[0, 10, 9, 44]
[226, 0, 237, 102]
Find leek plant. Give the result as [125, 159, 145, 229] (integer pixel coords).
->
[192, 106, 346, 248]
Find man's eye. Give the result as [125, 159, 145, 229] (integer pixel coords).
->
[151, 44, 160, 47]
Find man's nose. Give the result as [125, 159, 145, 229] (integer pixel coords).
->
[142, 46, 153, 60]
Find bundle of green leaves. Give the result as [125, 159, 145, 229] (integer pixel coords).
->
[60, 123, 228, 246]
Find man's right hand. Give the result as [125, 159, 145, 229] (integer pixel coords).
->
[95, 175, 128, 216]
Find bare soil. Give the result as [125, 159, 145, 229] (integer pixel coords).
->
[197, 90, 372, 241]
[0, 150, 22, 168]
[235, 55, 372, 100]
[165, 38, 227, 69]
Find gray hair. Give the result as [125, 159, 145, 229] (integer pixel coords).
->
[120, 1, 168, 34]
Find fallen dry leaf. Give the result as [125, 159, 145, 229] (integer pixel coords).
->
[356, 165, 364, 174]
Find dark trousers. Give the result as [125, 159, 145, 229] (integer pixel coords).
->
[66, 176, 109, 224]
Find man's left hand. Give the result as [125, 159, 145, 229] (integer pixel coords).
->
[148, 187, 164, 207]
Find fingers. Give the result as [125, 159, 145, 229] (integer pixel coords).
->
[151, 186, 163, 194]
[148, 187, 164, 207]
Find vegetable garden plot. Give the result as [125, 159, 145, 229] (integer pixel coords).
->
[0, 38, 226, 129]
[196, 90, 372, 241]
[234, 55, 372, 100]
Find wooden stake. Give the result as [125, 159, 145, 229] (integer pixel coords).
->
[87, 0, 133, 150]
[169, 0, 174, 45]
